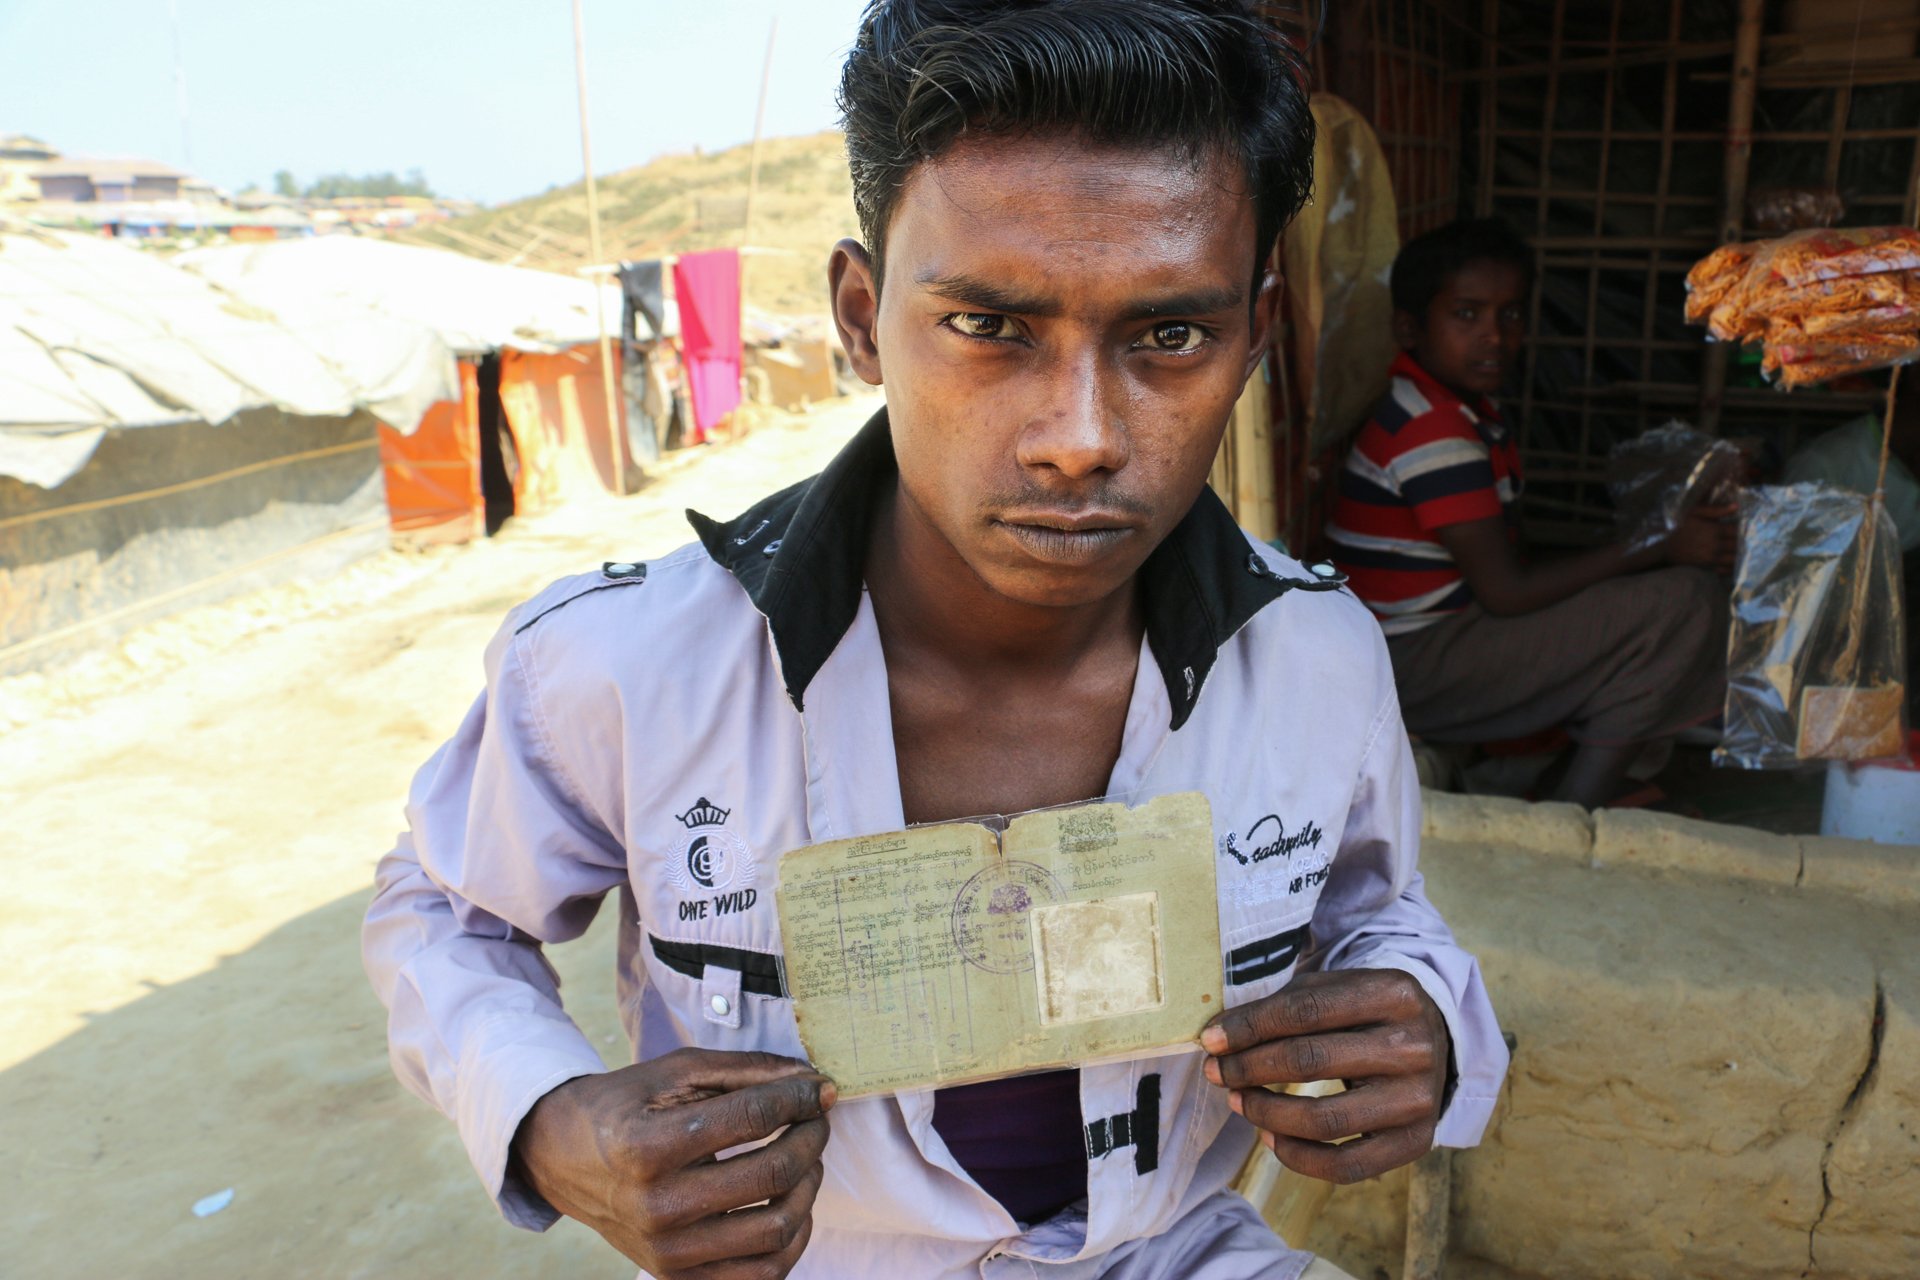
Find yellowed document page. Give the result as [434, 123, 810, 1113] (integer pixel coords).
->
[775, 792, 1222, 1097]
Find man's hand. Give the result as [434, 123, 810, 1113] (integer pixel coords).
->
[1664, 502, 1739, 574]
[511, 1048, 835, 1279]
[1200, 969, 1449, 1185]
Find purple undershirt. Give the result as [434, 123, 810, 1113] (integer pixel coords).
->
[931, 1068, 1087, 1225]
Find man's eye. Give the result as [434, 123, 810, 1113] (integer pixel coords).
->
[1148, 322, 1203, 352]
[1501, 308, 1525, 325]
[947, 313, 1007, 339]
[1457, 308, 1477, 321]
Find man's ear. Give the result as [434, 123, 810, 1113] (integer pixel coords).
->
[829, 239, 884, 386]
[1390, 307, 1423, 351]
[1245, 269, 1281, 384]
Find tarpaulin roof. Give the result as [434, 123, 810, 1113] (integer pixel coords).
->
[177, 236, 627, 357]
[0, 225, 459, 488]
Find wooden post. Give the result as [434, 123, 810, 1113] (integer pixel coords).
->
[572, 0, 628, 495]
[1403, 1146, 1454, 1280]
[1475, 0, 1498, 217]
[1698, 0, 1765, 436]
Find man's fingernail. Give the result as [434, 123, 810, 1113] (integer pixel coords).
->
[1203, 1058, 1221, 1085]
[1200, 1027, 1227, 1054]
[818, 1082, 838, 1110]
[1227, 1090, 1243, 1115]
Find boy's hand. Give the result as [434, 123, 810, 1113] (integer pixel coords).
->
[1665, 502, 1739, 574]
[511, 1048, 834, 1278]
[1201, 969, 1449, 1185]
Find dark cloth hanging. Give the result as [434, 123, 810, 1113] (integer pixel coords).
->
[618, 260, 666, 343]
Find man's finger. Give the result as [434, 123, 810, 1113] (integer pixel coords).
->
[650, 1048, 824, 1099]
[1201, 971, 1420, 1054]
[646, 1116, 831, 1228]
[649, 1160, 825, 1270]
[1267, 1122, 1435, 1186]
[1234, 1078, 1434, 1144]
[1209, 1026, 1433, 1090]
[650, 1075, 836, 1169]
[680, 1213, 816, 1280]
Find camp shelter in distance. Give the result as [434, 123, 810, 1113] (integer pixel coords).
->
[0, 224, 456, 675]
[179, 237, 643, 545]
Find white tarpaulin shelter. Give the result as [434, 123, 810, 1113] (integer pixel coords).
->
[0, 225, 458, 489]
[177, 235, 627, 356]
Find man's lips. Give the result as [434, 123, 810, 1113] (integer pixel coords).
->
[992, 511, 1139, 567]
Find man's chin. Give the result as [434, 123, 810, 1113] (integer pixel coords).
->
[973, 558, 1135, 611]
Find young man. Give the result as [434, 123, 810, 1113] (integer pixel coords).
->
[363, 4, 1506, 1277]
[1327, 219, 1735, 809]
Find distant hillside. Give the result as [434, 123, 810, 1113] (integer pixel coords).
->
[394, 131, 856, 316]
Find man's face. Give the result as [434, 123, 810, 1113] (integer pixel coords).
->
[1398, 258, 1529, 400]
[829, 134, 1273, 610]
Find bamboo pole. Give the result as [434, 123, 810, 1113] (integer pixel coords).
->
[743, 18, 778, 245]
[1698, 0, 1765, 436]
[572, 0, 628, 496]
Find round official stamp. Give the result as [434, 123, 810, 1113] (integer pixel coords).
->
[950, 860, 1065, 974]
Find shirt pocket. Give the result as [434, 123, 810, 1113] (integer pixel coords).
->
[1219, 914, 1313, 1009]
[643, 929, 807, 1057]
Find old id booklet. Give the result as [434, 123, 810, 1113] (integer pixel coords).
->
[774, 792, 1222, 1098]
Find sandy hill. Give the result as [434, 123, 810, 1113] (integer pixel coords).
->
[394, 131, 856, 316]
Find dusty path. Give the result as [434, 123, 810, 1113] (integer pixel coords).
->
[0, 396, 876, 1279]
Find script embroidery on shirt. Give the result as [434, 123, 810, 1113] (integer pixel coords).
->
[1221, 814, 1333, 907]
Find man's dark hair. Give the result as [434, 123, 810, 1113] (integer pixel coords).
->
[1389, 218, 1535, 317]
[837, 0, 1314, 289]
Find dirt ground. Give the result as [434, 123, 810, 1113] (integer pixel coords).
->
[0, 395, 876, 1279]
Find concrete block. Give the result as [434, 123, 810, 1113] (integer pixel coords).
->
[1422, 845, 1881, 1279]
[1421, 789, 1593, 863]
[1798, 833, 1920, 910]
[1591, 808, 1801, 887]
[1814, 956, 1920, 1277]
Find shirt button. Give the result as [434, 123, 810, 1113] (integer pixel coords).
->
[1312, 562, 1339, 578]
[606, 561, 636, 576]
[709, 994, 732, 1016]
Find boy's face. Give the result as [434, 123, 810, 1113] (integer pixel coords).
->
[828, 134, 1276, 610]
[1394, 258, 1529, 399]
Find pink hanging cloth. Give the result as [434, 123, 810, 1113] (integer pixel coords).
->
[673, 248, 743, 443]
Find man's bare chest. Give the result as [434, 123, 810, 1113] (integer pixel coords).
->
[890, 678, 1133, 827]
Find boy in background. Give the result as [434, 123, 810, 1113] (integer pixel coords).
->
[1327, 219, 1735, 809]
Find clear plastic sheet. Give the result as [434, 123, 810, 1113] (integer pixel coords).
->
[1606, 422, 1744, 554]
[1746, 186, 1845, 234]
[1716, 484, 1910, 769]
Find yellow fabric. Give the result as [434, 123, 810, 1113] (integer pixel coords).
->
[1284, 93, 1402, 457]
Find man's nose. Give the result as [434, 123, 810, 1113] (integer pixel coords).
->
[1015, 353, 1130, 480]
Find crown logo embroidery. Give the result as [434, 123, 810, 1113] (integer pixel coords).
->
[676, 798, 731, 829]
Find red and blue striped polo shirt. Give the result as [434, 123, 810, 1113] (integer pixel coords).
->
[1326, 351, 1523, 636]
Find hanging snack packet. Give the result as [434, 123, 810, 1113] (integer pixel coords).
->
[1717, 484, 1909, 769]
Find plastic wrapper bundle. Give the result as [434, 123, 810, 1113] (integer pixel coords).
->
[1746, 186, 1845, 234]
[1716, 484, 1909, 769]
[1684, 227, 1920, 388]
[1607, 422, 1744, 553]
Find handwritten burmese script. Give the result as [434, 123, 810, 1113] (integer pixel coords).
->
[774, 793, 1222, 1097]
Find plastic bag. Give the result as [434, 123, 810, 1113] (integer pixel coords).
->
[1761, 336, 1920, 388]
[1716, 484, 1910, 769]
[1783, 415, 1920, 552]
[1767, 226, 1920, 286]
[1746, 186, 1845, 234]
[1606, 422, 1745, 553]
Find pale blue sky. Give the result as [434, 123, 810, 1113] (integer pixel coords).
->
[0, 0, 870, 205]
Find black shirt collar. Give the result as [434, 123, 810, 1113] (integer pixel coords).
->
[687, 407, 1341, 730]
